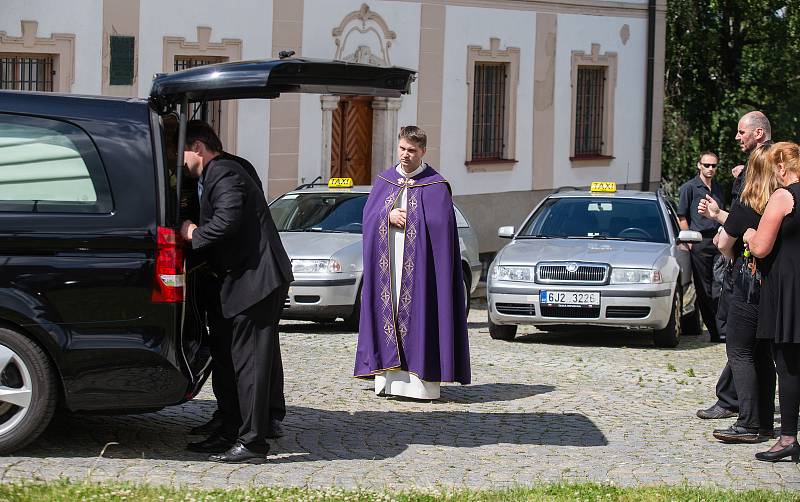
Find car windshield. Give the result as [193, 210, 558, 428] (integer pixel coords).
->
[270, 192, 368, 234]
[518, 197, 668, 243]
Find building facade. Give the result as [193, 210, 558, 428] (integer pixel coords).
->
[1, 0, 666, 253]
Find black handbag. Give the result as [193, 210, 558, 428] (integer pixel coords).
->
[735, 251, 762, 305]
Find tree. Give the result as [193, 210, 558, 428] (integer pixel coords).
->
[663, 0, 800, 201]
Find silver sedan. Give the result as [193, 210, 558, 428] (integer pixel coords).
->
[487, 186, 703, 347]
[270, 184, 481, 330]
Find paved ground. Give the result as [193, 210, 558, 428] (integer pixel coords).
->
[2, 300, 798, 491]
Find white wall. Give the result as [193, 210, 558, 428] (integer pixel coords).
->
[138, 0, 272, 180]
[1, 0, 103, 94]
[298, 0, 421, 183]
[440, 6, 536, 197]
[553, 14, 648, 188]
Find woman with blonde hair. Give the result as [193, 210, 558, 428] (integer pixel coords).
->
[743, 141, 800, 462]
[699, 144, 778, 444]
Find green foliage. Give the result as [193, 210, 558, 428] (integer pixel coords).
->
[0, 480, 798, 502]
[662, 0, 800, 202]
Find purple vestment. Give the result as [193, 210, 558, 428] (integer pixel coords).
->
[354, 165, 471, 384]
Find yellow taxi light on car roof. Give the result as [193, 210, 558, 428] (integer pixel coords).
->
[590, 181, 616, 193]
[328, 177, 353, 188]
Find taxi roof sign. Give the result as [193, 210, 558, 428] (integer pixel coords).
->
[590, 181, 616, 193]
[328, 177, 353, 188]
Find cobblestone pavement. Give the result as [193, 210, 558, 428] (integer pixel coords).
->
[2, 300, 798, 490]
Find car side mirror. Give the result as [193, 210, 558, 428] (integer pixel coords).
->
[677, 230, 702, 243]
[498, 226, 515, 239]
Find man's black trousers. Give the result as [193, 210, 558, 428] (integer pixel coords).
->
[230, 284, 289, 450]
[690, 237, 720, 339]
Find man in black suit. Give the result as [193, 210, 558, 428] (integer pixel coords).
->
[183, 122, 286, 445]
[180, 124, 293, 463]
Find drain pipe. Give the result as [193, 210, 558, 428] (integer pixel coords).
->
[641, 0, 656, 191]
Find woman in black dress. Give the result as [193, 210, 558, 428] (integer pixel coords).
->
[699, 144, 778, 444]
[744, 141, 800, 462]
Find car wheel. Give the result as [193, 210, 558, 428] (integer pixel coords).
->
[680, 305, 702, 336]
[462, 272, 471, 318]
[0, 327, 57, 454]
[653, 292, 681, 348]
[342, 286, 361, 332]
[488, 317, 517, 341]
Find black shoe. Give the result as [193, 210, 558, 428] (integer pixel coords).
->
[189, 415, 224, 435]
[266, 419, 284, 439]
[187, 434, 234, 453]
[696, 404, 737, 419]
[712, 425, 770, 444]
[755, 440, 800, 462]
[759, 428, 776, 439]
[209, 442, 269, 464]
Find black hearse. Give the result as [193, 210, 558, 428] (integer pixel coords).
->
[0, 58, 414, 453]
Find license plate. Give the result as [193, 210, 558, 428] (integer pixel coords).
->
[539, 290, 599, 307]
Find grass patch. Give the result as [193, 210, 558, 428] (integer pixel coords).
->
[0, 480, 797, 502]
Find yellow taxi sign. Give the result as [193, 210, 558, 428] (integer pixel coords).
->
[328, 177, 353, 189]
[590, 181, 617, 193]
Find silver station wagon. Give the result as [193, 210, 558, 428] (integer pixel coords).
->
[487, 183, 704, 347]
[270, 179, 481, 330]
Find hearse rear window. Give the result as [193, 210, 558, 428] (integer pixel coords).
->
[0, 114, 112, 213]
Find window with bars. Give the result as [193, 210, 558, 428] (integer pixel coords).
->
[471, 62, 507, 161]
[0, 54, 55, 91]
[174, 56, 227, 136]
[574, 66, 606, 156]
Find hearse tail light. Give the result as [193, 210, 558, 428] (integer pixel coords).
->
[152, 226, 185, 303]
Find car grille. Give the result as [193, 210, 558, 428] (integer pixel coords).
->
[496, 303, 536, 316]
[540, 306, 601, 318]
[606, 306, 651, 318]
[536, 262, 609, 284]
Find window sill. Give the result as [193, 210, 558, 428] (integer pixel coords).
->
[570, 154, 614, 167]
[465, 159, 517, 173]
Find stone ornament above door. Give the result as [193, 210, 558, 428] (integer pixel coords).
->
[332, 3, 396, 66]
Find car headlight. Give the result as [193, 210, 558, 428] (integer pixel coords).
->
[291, 259, 342, 273]
[610, 268, 662, 284]
[492, 265, 535, 282]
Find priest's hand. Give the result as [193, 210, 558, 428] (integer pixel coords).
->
[389, 208, 406, 228]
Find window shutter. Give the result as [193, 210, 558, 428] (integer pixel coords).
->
[109, 36, 135, 85]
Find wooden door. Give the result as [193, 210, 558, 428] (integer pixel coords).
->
[331, 96, 373, 185]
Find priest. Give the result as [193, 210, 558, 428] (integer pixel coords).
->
[354, 126, 471, 399]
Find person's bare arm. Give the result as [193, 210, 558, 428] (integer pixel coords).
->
[715, 229, 737, 261]
[743, 189, 793, 257]
[678, 216, 689, 231]
[698, 194, 728, 224]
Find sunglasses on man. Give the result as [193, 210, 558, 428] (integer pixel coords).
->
[700, 163, 718, 168]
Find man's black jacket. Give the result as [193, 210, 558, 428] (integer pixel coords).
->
[192, 156, 293, 318]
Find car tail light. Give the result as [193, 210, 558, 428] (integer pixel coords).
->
[152, 226, 185, 303]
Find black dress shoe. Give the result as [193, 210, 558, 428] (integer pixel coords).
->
[755, 440, 800, 462]
[696, 404, 737, 419]
[189, 415, 224, 435]
[209, 442, 269, 464]
[712, 425, 770, 444]
[187, 434, 234, 453]
[266, 419, 284, 439]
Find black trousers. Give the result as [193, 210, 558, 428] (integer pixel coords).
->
[690, 238, 720, 339]
[773, 343, 800, 436]
[200, 278, 286, 438]
[192, 271, 240, 439]
[714, 363, 739, 412]
[726, 296, 775, 430]
[230, 284, 289, 450]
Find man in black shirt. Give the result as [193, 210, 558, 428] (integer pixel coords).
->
[678, 151, 726, 341]
[696, 111, 772, 420]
